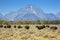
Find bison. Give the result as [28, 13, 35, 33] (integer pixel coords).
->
[45, 25, 50, 28]
[50, 26, 57, 32]
[0, 24, 3, 28]
[25, 25, 29, 30]
[14, 25, 16, 28]
[4, 26, 7, 28]
[7, 24, 11, 28]
[36, 25, 45, 30]
[18, 25, 22, 28]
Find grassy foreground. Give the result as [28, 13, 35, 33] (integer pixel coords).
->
[0, 25, 60, 40]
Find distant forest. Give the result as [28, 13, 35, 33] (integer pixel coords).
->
[0, 20, 60, 24]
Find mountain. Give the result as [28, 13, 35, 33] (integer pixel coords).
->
[5, 12, 18, 21]
[46, 13, 59, 20]
[15, 13, 40, 20]
[55, 12, 60, 20]
[0, 13, 5, 20]
[4, 5, 60, 21]
[14, 5, 47, 20]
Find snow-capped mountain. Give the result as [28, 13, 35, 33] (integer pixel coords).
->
[4, 5, 60, 21]
[14, 5, 46, 20]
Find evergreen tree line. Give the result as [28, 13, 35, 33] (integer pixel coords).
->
[0, 20, 60, 24]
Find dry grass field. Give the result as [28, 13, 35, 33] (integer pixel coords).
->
[0, 25, 60, 40]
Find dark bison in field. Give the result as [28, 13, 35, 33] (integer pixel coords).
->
[18, 25, 22, 28]
[36, 25, 45, 30]
[0, 24, 3, 28]
[45, 25, 50, 28]
[4, 26, 7, 28]
[14, 25, 16, 28]
[7, 24, 11, 28]
[25, 25, 29, 29]
[50, 26, 57, 32]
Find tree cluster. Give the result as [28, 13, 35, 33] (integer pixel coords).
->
[0, 20, 60, 24]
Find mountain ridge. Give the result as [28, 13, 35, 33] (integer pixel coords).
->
[0, 5, 60, 21]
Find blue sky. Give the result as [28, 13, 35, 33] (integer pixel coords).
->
[0, 0, 60, 15]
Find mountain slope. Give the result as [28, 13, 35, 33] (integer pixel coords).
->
[5, 12, 18, 21]
[0, 13, 5, 20]
[4, 5, 60, 21]
[55, 12, 60, 20]
[14, 5, 46, 20]
[15, 13, 40, 20]
[46, 13, 59, 20]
